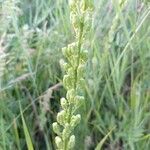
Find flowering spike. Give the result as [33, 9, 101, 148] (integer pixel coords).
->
[53, 0, 94, 149]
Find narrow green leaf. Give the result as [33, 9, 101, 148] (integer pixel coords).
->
[95, 126, 116, 150]
[19, 102, 34, 150]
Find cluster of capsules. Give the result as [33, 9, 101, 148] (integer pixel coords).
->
[53, 0, 94, 149]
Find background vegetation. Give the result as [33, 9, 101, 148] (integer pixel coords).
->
[0, 0, 150, 149]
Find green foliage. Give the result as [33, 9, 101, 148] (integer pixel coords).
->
[0, 0, 150, 150]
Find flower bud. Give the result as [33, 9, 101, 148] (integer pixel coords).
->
[57, 110, 66, 126]
[75, 95, 85, 108]
[70, 114, 81, 128]
[67, 135, 75, 149]
[55, 136, 63, 149]
[68, 42, 78, 54]
[77, 78, 85, 89]
[81, 0, 94, 11]
[84, 12, 92, 29]
[52, 122, 61, 135]
[59, 59, 69, 71]
[62, 47, 68, 56]
[70, 12, 80, 30]
[63, 75, 74, 89]
[68, 68, 75, 76]
[60, 98, 68, 109]
[83, 50, 88, 58]
[62, 123, 72, 140]
[77, 64, 85, 78]
[92, 56, 98, 68]
[69, 0, 76, 10]
[80, 50, 88, 64]
[66, 89, 76, 103]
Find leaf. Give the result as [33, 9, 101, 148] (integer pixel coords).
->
[19, 102, 34, 150]
[95, 126, 116, 150]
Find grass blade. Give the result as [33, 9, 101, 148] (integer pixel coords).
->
[19, 102, 34, 150]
